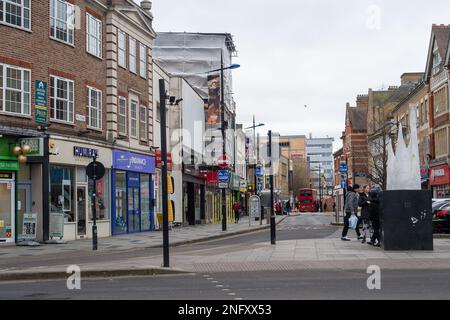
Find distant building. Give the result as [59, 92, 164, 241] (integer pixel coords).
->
[306, 135, 334, 197]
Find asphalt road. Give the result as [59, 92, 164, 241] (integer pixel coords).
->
[0, 214, 338, 270]
[2, 269, 450, 300]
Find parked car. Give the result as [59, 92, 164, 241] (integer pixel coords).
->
[433, 202, 450, 234]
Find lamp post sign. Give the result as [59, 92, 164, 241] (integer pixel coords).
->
[218, 170, 230, 189]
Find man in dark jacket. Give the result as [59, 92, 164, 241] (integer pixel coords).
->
[341, 184, 361, 241]
[368, 190, 381, 246]
[358, 185, 371, 243]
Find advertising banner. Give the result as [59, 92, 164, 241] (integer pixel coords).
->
[207, 75, 221, 125]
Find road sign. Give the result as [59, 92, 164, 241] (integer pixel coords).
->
[86, 161, 106, 180]
[257, 182, 263, 192]
[217, 155, 229, 168]
[34, 80, 47, 124]
[339, 163, 348, 174]
[218, 170, 230, 189]
[341, 180, 347, 189]
[256, 164, 264, 178]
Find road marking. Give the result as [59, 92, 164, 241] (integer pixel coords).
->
[222, 288, 230, 291]
[212, 280, 219, 283]
[228, 292, 236, 296]
[216, 285, 223, 288]
[234, 297, 243, 300]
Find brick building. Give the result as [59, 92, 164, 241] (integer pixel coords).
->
[0, 0, 156, 244]
[341, 95, 369, 187]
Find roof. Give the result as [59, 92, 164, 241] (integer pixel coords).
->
[347, 107, 367, 132]
[385, 81, 420, 103]
[425, 25, 450, 80]
[155, 32, 237, 53]
[392, 81, 426, 114]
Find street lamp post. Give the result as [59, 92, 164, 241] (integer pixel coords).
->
[245, 116, 265, 195]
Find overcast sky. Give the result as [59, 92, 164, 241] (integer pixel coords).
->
[145, 0, 450, 150]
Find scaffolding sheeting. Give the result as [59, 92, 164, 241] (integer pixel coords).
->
[153, 32, 237, 114]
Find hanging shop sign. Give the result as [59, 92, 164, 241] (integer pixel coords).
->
[34, 80, 48, 124]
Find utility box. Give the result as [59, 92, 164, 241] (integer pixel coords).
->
[380, 190, 433, 251]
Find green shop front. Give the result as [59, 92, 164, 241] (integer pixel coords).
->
[0, 137, 19, 244]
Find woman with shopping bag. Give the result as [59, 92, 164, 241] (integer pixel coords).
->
[341, 185, 362, 241]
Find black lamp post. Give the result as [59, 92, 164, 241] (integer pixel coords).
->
[206, 53, 240, 232]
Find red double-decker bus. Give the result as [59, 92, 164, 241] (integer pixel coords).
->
[298, 188, 315, 212]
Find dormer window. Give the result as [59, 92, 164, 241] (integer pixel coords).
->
[433, 40, 442, 75]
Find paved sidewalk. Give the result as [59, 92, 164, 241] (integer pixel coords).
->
[0, 216, 285, 260]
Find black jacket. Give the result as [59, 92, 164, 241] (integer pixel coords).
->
[369, 191, 380, 221]
[358, 193, 371, 219]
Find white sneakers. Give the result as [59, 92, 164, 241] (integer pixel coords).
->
[341, 237, 351, 241]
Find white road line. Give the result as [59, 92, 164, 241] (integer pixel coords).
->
[228, 292, 236, 296]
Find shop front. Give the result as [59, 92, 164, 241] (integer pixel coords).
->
[430, 165, 450, 198]
[49, 139, 112, 241]
[0, 136, 19, 244]
[182, 172, 205, 226]
[111, 150, 155, 235]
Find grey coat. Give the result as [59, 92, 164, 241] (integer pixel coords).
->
[344, 191, 359, 214]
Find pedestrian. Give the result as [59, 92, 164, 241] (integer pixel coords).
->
[358, 185, 371, 243]
[368, 189, 381, 247]
[233, 201, 240, 224]
[324, 202, 328, 212]
[341, 184, 362, 241]
[275, 200, 282, 215]
[285, 201, 291, 216]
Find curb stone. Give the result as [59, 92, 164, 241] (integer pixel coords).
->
[0, 268, 189, 282]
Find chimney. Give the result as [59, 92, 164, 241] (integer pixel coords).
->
[140, 1, 152, 12]
[356, 94, 369, 109]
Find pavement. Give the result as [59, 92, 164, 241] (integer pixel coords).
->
[2, 213, 450, 281]
[0, 215, 287, 280]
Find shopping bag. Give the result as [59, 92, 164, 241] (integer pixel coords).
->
[349, 214, 358, 230]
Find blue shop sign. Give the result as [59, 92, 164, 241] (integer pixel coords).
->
[113, 150, 155, 174]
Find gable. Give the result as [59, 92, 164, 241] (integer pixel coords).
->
[116, 7, 156, 38]
[425, 26, 450, 81]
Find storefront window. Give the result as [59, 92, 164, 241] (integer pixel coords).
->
[50, 166, 75, 222]
[114, 171, 127, 233]
[88, 171, 110, 221]
[140, 174, 151, 231]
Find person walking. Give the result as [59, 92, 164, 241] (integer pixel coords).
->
[285, 201, 291, 216]
[233, 201, 240, 224]
[341, 184, 362, 241]
[358, 185, 371, 243]
[368, 189, 381, 247]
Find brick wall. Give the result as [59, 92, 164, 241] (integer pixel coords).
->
[0, 0, 108, 142]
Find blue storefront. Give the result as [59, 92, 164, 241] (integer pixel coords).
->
[111, 150, 155, 235]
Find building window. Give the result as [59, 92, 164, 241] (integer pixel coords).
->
[50, 0, 75, 45]
[130, 100, 138, 138]
[139, 43, 147, 78]
[118, 96, 127, 136]
[50, 75, 74, 123]
[118, 30, 126, 68]
[86, 86, 102, 129]
[140, 105, 147, 141]
[433, 41, 442, 76]
[86, 13, 102, 58]
[0, 63, 30, 116]
[129, 37, 136, 73]
[0, 0, 30, 30]
[435, 127, 447, 157]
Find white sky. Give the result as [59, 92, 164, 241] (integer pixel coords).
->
[143, 0, 450, 151]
